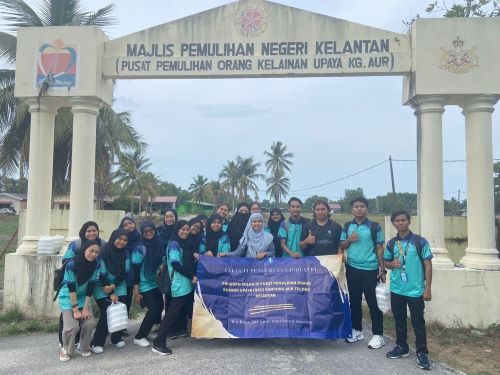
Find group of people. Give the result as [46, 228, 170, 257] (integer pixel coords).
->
[56, 197, 433, 370]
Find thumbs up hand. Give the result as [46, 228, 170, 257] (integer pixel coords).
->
[305, 230, 316, 244]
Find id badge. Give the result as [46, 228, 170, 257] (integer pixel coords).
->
[400, 271, 408, 283]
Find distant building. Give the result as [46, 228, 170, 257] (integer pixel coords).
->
[53, 195, 98, 210]
[149, 196, 177, 213]
[329, 203, 341, 214]
[0, 193, 26, 214]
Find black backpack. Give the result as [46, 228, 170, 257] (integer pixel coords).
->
[53, 259, 71, 301]
[343, 220, 379, 253]
[386, 233, 425, 272]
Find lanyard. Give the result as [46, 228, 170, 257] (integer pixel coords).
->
[396, 237, 411, 269]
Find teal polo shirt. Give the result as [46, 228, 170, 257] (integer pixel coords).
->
[341, 218, 384, 270]
[384, 233, 433, 298]
[278, 217, 309, 258]
[167, 240, 194, 298]
[131, 245, 159, 293]
[58, 259, 99, 310]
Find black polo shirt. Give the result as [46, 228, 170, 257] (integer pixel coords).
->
[300, 219, 342, 256]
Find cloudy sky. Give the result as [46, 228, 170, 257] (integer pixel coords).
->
[23, 1, 500, 202]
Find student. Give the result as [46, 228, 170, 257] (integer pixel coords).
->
[340, 197, 386, 349]
[188, 217, 206, 254]
[279, 197, 310, 258]
[152, 220, 197, 356]
[58, 240, 100, 362]
[250, 202, 262, 214]
[267, 208, 285, 257]
[157, 209, 178, 247]
[299, 199, 342, 256]
[200, 213, 231, 257]
[119, 217, 141, 319]
[216, 202, 231, 232]
[384, 210, 433, 371]
[197, 213, 209, 230]
[92, 229, 130, 354]
[131, 221, 164, 348]
[227, 202, 251, 251]
[221, 213, 275, 259]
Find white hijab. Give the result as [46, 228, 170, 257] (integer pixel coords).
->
[239, 213, 274, 255]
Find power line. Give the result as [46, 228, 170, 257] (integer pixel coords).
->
[393, 158, 500, 162]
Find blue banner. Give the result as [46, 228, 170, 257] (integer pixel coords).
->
[192, 255, 352, 339]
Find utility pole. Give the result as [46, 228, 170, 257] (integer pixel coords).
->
[389, 155, 396, 194]
[458, 189, 461, 203]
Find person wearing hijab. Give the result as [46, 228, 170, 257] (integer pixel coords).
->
[227, 202, 251, 251]
[58, 240, 100, 362]
[187, 217, 206, 254]
[152, 221, 198, 356]
[221, 213, 275, 259]
[250, 202, 262, 214]
[157, 209, 178, 247]
[216, 202, 231, 232]
[197, 213, 209, 230]
[59, 221, 106, 347]
[267, 208, 286, 257]
[202, 213, 231, 257]
[92, 229, 130, 353]
[131, 221, 164, 348]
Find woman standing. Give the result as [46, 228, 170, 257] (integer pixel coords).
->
[131, 221, 164, 348]
[58, 240, 100, 362]
[267, 208, 285, 257]
[152, 221, 197, 356]
[227, 202, 251, 251]
[157, 209, 178, 247]
[216, 203, 231, 232]
[92, 229, 130, 353]
[202, 213, 231, 256]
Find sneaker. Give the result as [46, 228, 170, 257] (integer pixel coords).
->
[114, 341, 125, 348]
[59, 349, 70, 362]
[92, 346, 104, 354]
[152, 343, 172, 356]
[368, 335, 386, 349]
[416, 352, 432, 370]
[134, 338, 151, 347]
[345, 329, 364, 343]
[77, 349, 92, 357]
[151, 324, 160, 333]
[386, 345, 410, 359]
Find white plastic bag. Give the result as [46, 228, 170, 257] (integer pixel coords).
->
[375, 282, 391, 314]
[107, 302, 128, 333]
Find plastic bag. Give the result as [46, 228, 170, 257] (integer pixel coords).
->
[375, 282, 391, 314]
[107, 302, 128, 333]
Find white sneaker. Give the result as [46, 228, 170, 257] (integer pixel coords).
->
[114, 341, 125, 348]
[92, 346, 104, 354]
[134, 338, 151, 347]
[151, 324, 160, 332]
[368, 335, 385, 349]
[59, 349, 70, 362]
[345, 329, 364, 343]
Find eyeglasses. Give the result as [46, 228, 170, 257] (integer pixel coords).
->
[143, 229, 154, 234]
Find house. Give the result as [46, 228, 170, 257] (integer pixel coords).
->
[53, 195, 98, 210]
[0, 193, 27, 214]
[176, 200, 214, 215]
[329, 203, 341, 214]
[149, 196, 177, 213]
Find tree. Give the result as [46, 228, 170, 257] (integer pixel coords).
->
[264, 141, 294, 176]
[0, 1, 143, 196]
[494, 161, 500, 214]
[208, 180, 224, 205]
[426, 0, 499, 17]
[219, 160, 240, 208]
[303, 195, 329, 213]
[236, 156, 264, 201]
[189, 174, 209, 206]
[266, 172, 290, 206]
[338, 188, 365, 212]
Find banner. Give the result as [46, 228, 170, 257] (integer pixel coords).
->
[192, 255, 351, 339]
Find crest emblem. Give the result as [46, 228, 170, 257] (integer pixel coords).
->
[36, 39, 78, 88]
[439, 37, 478, 74]
[234, 0, 270, 38]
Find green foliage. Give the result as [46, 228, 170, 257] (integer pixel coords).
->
[494, 162, 500, 214]
[0, 307, 23, 323]
[189, 174, 209, 204]
[0, 175, 27, 193]
[264, 141, 294, 205]
[426, 0, 499, 17]
[303, 195, 329, 212]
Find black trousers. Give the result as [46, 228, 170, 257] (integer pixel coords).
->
[126, 286, 133, 315]
[153, 293, 192, 346]
[391, 292, 428, 354]
[346, 263, 383, 335]
[135, 288, 163, 340]
[93, 295, 127, 346]
[175, 290, 194, 335]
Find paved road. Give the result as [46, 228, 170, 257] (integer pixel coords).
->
[0, 322, 461, 375]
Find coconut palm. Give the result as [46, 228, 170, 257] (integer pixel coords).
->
[208, 180, 224, 205]
[266, 172, 290, 206]
[219, 160, 240, 208]
[264, 141, 294, 176]
[189, 174, 209, 206]
[236, 156, 264, 201]
[0, 1, 142, 195]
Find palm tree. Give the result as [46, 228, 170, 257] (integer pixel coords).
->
[189, 174, 209, 207]
[264, 141, 294, 176]
[236, 156, 264, 201]
[0, 1, 142, 195]
[266, 172, 290, 206]
[219, 160, 240, 208]
[208, 180, 224, 205]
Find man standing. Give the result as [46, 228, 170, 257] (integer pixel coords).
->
[299, 199, 342, 256]
[279, 197, 310, 258]
[384, 210, 433, 371]
[340, 197, 386, 349]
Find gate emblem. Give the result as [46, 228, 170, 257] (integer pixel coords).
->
[439, 37, 478, 74]
[36, 39, 78, 88]
[234, 0, 270, 37]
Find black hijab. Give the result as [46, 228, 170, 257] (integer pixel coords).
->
[228, 203, 251, 251]
[171, 220, 196, 274]
[268, 208, 285, 257]
[158, 209, 178, 246]
[119, 217, 141, 256]
[74, 240, 99, 285]
[78, 221, 101, 247]
[187, 217, 204, 253]
[101, 229, 128, 279]
[140, 221, 164, 280]
[205, 213, 224, 255]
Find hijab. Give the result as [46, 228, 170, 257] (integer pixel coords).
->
[119, 217, 141, 256]
[268, 208, 285, 257]
[171, 220, 196, 274]
[228, 203, 251, 250]
[169, 220, 190, 249]
[78, 221, 101, 247]
[158, 209, 178, 246]
[140, 221, 164, 280]
[74, 240, 99, 285]
[236, 202, 250, 212]
[205, 213, 224, 255]
[187, 217, 204, 253]
[240, 213, 274, 256]
[101, 229, 128, 279]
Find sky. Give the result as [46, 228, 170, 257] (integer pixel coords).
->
[18, 1, 500, 202]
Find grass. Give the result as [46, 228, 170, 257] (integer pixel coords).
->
[0, 307, 58, 337]
[0, 215, 19, 292]
[363, 305, 500, 375]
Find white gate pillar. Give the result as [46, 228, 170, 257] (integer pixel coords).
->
[67, 97, 100, 240]
[460, 95, 500, 270]
[412, 95, 454, 269]
[17, 99, 58, 254]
